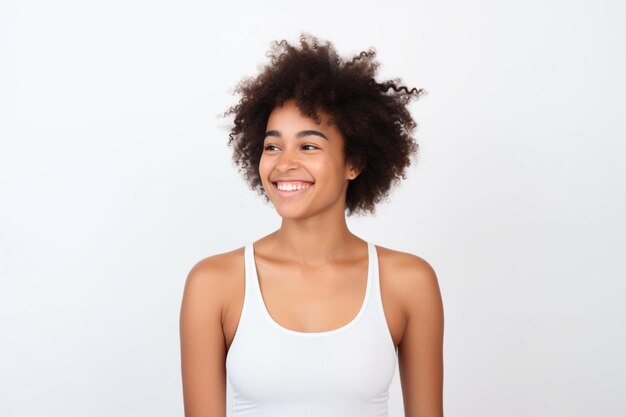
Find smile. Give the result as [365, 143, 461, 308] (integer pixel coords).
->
[272, 181, 314, 196]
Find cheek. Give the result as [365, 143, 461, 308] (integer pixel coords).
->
[317, 160, 347, 186]
[258, 156, 270, 178]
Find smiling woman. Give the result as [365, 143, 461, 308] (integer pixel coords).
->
[179, 33, 444, 417]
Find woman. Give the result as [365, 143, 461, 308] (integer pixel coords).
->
[180, 34, 444, 417]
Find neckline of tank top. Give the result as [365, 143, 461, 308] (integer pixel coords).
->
[247, 241, 375, 337]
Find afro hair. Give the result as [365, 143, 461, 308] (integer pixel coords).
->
[223, 33, 425, 216]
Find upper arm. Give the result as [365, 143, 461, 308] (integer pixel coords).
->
[179, 257, 229, 417]
[397, 256, 445, 417]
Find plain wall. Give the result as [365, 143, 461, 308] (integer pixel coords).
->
[1, 0, 625, 416]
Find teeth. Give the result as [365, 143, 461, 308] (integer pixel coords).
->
[276, 182, 312, 191]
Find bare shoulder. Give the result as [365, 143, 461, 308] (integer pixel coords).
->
[185, 247, 244, 284]
[375, 244, 442, 318]
[376, 244, 438, 286]
[180, 247, 245, 322]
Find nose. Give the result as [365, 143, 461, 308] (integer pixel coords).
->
[275, 145, 300, 173]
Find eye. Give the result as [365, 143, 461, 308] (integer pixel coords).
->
[263, 144, 318, 152]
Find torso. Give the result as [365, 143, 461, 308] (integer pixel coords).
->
[218, 239, 410, 352]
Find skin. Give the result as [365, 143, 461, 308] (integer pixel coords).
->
[179, 98, 444, 417]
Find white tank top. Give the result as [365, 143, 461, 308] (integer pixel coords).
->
[226, 241, 398, 417]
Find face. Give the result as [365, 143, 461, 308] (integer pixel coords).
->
[259, 98, 359, 220]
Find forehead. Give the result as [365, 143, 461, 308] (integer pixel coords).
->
[266, 99, 337, 132]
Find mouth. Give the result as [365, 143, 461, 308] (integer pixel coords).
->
[271, 181, 315, 197]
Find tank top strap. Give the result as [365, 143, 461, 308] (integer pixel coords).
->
[244, 242, 253, 288]
[243, 242, 258, 306]
[367, 241, 397, 355]
[366, 241, 382, 314]
[238, 242, 260, 329]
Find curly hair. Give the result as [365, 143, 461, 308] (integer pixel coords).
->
[222, 33, 425, 216]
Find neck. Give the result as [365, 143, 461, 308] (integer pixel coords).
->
[268, 211, 363, 267]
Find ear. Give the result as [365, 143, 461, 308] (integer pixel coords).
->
[346, 156, 364, 180]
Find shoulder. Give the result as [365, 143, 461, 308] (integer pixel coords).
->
[376, 244, 435, 274]
[376, 244, 438, 287]
[185, 247, 244, 284]
[180, 247, 245, 322]
[375, 244, 442, 319]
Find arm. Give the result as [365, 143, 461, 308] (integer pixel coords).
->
[179, 259, 227, 417]
[397, 257, 445, 417]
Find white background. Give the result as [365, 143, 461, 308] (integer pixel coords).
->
[1, 1, 625, 416]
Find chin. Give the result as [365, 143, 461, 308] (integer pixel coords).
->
[273, 206, 313, 220]
[275, 210, 307, 220]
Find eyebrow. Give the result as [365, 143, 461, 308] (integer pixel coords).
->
[264, 130, 328, 140]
